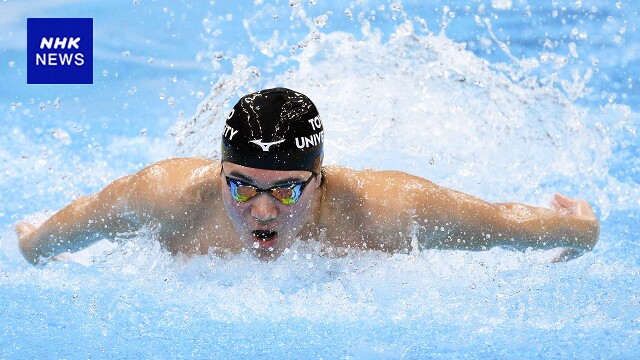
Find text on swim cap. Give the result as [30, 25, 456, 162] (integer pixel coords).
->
[308, 115, 323, 131]
[223, 125, 238, 140]
[295, 131, 324, 149]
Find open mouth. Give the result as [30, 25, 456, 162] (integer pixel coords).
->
[252, 230, 278, 248]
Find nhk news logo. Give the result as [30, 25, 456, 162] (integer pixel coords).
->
[27, 18, 93, 84]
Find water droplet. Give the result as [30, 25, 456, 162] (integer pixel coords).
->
[52, 129, 71, 145]
[314, 14, 328, 27]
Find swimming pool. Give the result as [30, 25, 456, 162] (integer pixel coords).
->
[1, 0, 638, 358]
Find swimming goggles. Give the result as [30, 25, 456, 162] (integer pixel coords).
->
[224, 175, 314, 205]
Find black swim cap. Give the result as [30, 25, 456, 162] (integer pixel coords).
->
[221, 88, 324, 173]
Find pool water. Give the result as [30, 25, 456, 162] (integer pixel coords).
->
[1, 0, 638, 358]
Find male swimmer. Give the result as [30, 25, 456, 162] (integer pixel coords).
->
[16, 88, 599, 264]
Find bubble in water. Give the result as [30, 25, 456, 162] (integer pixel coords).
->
[122, 50, 131, 57]
[53, 97, 60, 109]
[167, 97, 176, 107]
[103, 70, 109, 77]
[196, 91, 204, 99]
[8, 61, 15, 67]
[140, 128, 147, 136]
[147, 57, 154, 64]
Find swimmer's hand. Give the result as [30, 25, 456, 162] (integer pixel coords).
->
[16, 221, 73, 263]
[550, 193, 597, 222]
[16, 221, 40, 263]
[549, 193, 599, 263]
[15, 221, 36, 247]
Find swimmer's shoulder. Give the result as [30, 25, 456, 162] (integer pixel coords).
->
[321, 164, 440, 197]
[319, 165, 366, 207]
[129, 157, 221, 209]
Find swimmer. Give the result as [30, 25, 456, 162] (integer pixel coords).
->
[15, 88, 600, 264]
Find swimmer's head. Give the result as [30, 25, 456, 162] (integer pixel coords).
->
[221, 88, 324, 174]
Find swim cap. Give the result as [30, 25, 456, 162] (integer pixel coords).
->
[221, 88, 324, 173]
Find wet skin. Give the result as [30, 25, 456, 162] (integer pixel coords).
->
[16, 158, 599, 264]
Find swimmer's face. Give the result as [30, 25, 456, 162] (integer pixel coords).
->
[221, 162, 321, 260]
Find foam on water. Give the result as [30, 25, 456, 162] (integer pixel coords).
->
[1, 1, 639, 357]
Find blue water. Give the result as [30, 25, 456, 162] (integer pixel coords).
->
[1, 0, 639, 358]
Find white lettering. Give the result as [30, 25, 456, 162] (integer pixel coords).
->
[40, 37, 54, 49]
[34, 53, 85, 66]
[308, 115, 323, 131]
[47, 53, 58, 66]
[35, 53, 47, 65]
[223, 125, 238, 140]
[39, 37, 81, 49]
[295, 131, 324, 149]
[67, 37, 81, 49]
[304, 136, 315, 148]
[227, 108, 235, 119]
[53, 37, 68, 49]
[59, 53, 74, 66]
[74, 53, 84, 66]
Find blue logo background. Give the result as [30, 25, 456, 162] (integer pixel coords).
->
[27, 18, 93, 84]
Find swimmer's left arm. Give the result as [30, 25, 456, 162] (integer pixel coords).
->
[412, 183, 600, 253]
[491, 193, 599, 252]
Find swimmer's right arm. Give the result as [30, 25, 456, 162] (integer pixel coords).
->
[16, 174, 138, 265]
[16, 158, 219, 264]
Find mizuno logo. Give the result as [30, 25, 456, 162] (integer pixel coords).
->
[249, 139, 285, 151]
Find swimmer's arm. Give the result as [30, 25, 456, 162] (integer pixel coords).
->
[415, 185, 600, 253]
[16, 175, 137, 265]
